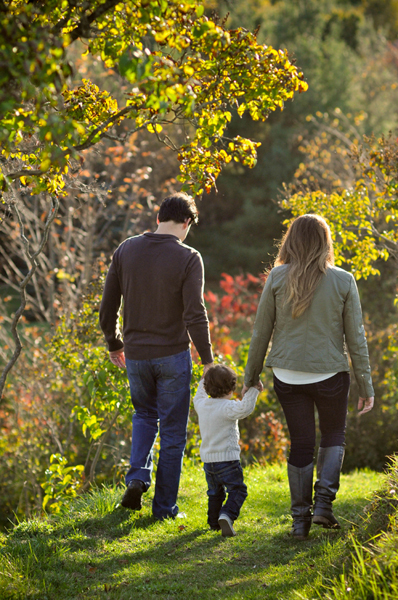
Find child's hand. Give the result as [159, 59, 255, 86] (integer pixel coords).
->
[242, 381, 263, 396]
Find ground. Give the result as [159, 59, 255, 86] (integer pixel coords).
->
[0, 462, 384, 600]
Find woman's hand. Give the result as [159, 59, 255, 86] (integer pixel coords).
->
[357, 396, 374, 416]
[242, 381, 263, 396]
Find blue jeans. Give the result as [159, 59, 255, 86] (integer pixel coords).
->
[204, 460, 248, 527]
[125, 349, 192, 520]
[274, 372, 350, 468]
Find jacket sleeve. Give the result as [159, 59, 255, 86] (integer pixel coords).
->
[99, 255, 124, 352]
[225, 388, 259, 420]
[244, 270, 276, 387]
[182, 253, 213, 365]
[343, 275, 374, 398]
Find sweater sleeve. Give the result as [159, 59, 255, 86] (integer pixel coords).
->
[244, 270, 276, 387]
[225, 388, 259, 420]
[182, 253, 213, 364]
[343, 275, 374, 397]
[99, 255, 124, 352]
[192, 379, 208, 412]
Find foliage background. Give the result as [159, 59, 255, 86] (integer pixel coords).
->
[1, 0, 398, 528]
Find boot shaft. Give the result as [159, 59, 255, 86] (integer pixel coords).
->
[314, 445, 345, 503]
[287, 462, 313, 519]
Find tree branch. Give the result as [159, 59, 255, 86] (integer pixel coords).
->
[6, 109, 152, 181]
[369, 222, 398, 258]
[9, 169, 43, 181]
[69, 106, 137, 152]
[0, 195, 60, 400]
[57, 0, 122, 41]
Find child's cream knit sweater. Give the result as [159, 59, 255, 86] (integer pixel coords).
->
[193, 380, 259, 463]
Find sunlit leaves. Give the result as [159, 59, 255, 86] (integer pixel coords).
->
[283, 122, 398, 280]
[0, 0, 306, 199]
[42, 453, 84, 513]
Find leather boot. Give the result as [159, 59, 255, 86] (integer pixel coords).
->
[313, 445, 345, 529]
[287, 462, 313, 540]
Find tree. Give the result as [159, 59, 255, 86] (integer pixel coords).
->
[283, 119, 398, 279]
[0, 0, 307, 397]
[192, 0, 398, 280]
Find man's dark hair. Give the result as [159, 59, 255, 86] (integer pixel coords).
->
[158, 192, 199, 224]
[204, 365, 237, 398]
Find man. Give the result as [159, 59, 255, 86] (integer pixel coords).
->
[99, 192, 213, 520]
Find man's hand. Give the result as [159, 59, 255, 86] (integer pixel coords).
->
[357, 396, 374, 416]
[203, 362, 214, 375]
[109, 349, 126, 369]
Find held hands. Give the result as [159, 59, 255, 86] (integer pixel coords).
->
[109, 349, 126, 369]
[242, 381, 263, 396]
[357, 396, 374, 416]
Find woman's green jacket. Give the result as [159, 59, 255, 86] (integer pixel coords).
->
[244, 264, 374, 398]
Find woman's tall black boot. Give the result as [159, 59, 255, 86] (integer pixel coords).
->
[313, 445, 345, 529]
[287, 462, 313, 540]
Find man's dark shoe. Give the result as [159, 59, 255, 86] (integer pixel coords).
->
[121, 480, 146, 510]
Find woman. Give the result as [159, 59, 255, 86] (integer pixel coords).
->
[243, 214, 374, 540]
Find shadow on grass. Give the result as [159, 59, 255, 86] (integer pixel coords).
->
[1, 476, 381, 600]
[2, 518, 349, 600]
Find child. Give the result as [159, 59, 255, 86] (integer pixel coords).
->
[193, 364, 261, 537]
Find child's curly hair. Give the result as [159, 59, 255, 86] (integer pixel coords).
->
[203, 364, 237, 398]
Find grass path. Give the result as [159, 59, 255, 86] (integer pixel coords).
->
[0, 463, 384, 600]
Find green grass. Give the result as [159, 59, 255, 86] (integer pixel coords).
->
[300, 458, 398, 600]
[0, 462, 388, 600]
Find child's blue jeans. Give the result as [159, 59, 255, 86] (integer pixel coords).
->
[203, 460, 248, 528]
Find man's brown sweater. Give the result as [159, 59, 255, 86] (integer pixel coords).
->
[99, 232, 213, 364]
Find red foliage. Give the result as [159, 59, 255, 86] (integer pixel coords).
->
[200, 272, 265, 359]
[240, 411, 289, 464]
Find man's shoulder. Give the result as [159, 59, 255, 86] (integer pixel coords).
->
[172, 241, 203, 271]
[178, 240, 202, 258]
[115, 234, 145, 253]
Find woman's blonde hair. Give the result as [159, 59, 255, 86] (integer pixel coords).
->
[274, 214, 334, 318]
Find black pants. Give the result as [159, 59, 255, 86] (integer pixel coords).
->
[274, 372, 350, 468]
[204, 460, 248, 527]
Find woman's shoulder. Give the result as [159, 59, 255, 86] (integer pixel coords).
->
[269, 264, 289, 278]
[326, 265, 354, 283]
[263, 264, 288, 288]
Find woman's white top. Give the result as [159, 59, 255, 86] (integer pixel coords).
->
[273, 367, 337, 385]
[193, 380, 259, 463]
